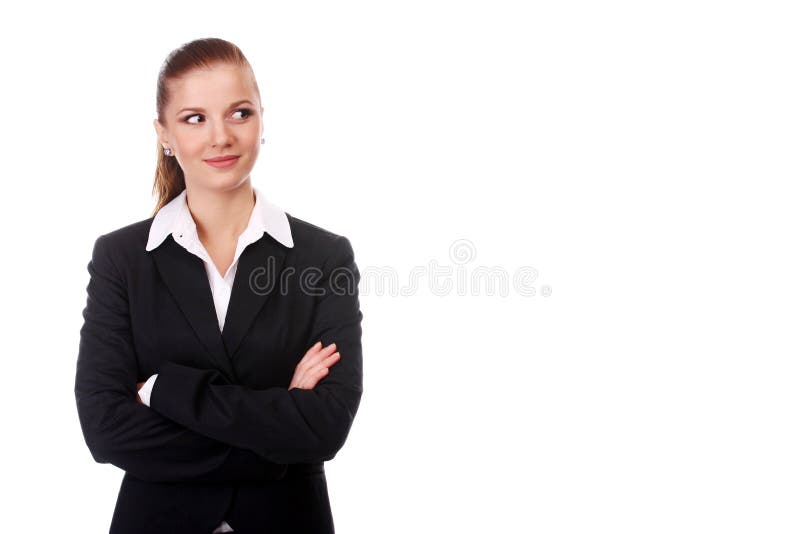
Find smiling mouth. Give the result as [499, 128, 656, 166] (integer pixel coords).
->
[204, 156, 241, 168]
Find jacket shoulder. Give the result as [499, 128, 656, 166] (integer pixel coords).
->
[286, 213, 351, 250]
[93, 217, 154, 260]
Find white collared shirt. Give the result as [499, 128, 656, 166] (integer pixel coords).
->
[145, 186, 294, 332]
[139, 186, 294, 534]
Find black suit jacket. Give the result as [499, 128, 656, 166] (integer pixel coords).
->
[74, 212, 363, 534]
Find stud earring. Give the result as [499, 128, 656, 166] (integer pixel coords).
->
[163, 147, 172, 156]
[261, 137, 265, 145]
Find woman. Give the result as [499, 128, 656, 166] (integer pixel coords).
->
[74, 37, 363, 534]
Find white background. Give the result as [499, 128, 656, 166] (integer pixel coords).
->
[1, 1, 798, 532]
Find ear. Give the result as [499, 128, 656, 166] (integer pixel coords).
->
[153, 118, 169, 147]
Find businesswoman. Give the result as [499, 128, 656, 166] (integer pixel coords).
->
[74, 37, 363, 534]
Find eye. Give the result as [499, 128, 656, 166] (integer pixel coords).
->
[180, 109, 252, 124]
[232, 108, 253, 120]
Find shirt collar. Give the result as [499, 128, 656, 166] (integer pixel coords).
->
[145, 186, 294, 252]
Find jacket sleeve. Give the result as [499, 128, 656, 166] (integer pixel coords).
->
[75, 234, 289, 483]
[148, 235, 364, 464]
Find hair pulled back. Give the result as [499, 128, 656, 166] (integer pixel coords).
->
[152, 37, 260, 216]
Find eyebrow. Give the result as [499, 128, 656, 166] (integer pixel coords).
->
[177, 100, 255, 115]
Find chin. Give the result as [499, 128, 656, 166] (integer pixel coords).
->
[215, 172, 253, 191]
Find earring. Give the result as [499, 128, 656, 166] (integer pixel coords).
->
[261, 137, 265, 145]
[163, 147, 172, 156]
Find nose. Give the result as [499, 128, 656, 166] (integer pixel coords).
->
[209, 119, 233, 148]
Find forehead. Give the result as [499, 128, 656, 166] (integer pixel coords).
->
[168, 63, 256, 106]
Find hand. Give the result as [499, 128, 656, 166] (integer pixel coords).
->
[289, 341, 340, 390]
[136, 381, 145, 404]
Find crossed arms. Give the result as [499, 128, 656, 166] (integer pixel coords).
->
[74, 233, 363, 483]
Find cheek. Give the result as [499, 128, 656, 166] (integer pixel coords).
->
[240, 130, 260, 149]
[175, 135, 205, 157]
[244, 120, 262, 139]
[236, 132, 261, 158]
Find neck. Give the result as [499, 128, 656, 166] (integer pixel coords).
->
[185, 180, 255, 245]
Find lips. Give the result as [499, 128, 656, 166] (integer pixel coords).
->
[204, 155, 241, 169]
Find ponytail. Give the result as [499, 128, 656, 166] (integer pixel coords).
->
[150, 140, 185, 217]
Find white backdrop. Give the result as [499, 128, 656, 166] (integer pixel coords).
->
[1, 0, 798, 532]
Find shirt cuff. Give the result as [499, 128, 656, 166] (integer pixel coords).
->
[138, 374, 159, 407]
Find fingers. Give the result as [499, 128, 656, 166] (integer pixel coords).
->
[305, 366, 332, 389]
[291, 366, 330, 390]
[312, 347, 340, 370]
[300, 341, 337, 369]
[290, 341, 342, 390]
[304, 340, 334, 359]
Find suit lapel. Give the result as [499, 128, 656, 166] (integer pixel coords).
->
[150, 235, 236, 381]
[222, 233, 287, 358]
[149, 232, 288, 377]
